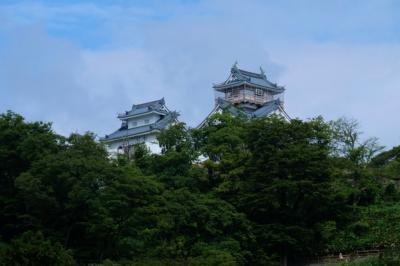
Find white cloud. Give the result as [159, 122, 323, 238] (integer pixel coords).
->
[0, 26, 86, 132]
[0, 1, 156, 29]
[1, 1, 400, 148]
[271, 43, 400, 147]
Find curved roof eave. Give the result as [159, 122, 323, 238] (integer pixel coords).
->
[117, 110, 167, 120]
[100, 129, 161, 143]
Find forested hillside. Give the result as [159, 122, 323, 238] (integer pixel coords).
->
[1, 111, 400, 265]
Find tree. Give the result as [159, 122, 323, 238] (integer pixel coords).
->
[242, 116, 337, 262]
[0, 111, 62, 240]
[1, 231, 75, 266]
[330, 117, 384, 165]
[146, 188, 254, 265]
[151, 123, 201, 188]
[12, 133, 122, 261]
[198, 114, 348, 263]
[194, 112, 249, 193]
[88, 164, 163, 261]
[2, 111, 396, 265]
[370, 145, 400, 168]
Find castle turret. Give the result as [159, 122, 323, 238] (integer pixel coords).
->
[199, 62, 289, 128]
[213, 62, 285, 110]
[101, 98, 178, 155]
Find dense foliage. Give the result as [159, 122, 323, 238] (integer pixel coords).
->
[0, 110, 399, 265]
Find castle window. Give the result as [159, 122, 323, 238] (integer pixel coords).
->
[255, 89, 264, 96]
[231, 88, 239, 97]
[144, 119, 150, 124]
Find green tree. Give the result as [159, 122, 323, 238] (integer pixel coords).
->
[88, 164, 163, 260]
[1, 231, 75, 266]
[12, 133, 121, 261]
[194, 112, 249, 194]
[148, 188, 254, 264]
[0, 111, 61, 240]
[198, 114, 348, 263]
[330, 117, 384, 165]
[2, 110, 397, 265]
[242, 117, 336, 262]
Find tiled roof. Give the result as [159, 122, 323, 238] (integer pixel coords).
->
[213, 64, 284, 93]
[101, 124, 156, 142]
[197, 97, 288, 128]
[251, 99, 282, 118]
[216, 97, 282, 118]
[117, 98, 167, 119]
[133, 98, 165, 109]
[101, 108, 178, 142]
[216, 97, 252, 118]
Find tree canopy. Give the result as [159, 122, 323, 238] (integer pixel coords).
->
[0, 110, 398, 265]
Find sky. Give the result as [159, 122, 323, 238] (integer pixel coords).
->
[0, 0, 400, 148]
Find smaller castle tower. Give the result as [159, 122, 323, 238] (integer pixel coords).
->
[101, 98, 178, 155]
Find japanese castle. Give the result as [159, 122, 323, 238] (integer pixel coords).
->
[199, 62, 290, 127]
[101, 62, 288, 154]
[101, 98, 178, 154]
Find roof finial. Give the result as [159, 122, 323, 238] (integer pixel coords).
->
[232, 61, 238, 69]
[260, 66, 266, 79]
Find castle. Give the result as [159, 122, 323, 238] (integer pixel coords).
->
[200, 62, 290, 126]
[100, 99, 178, 155]
[101, 63, 288, 154]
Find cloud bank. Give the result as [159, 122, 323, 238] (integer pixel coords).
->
[0, 0, 399, 147]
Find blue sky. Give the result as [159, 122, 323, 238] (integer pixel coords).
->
[1, 0, 400, 147]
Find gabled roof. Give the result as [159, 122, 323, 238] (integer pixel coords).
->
[117, 98, 168, 119]
[213, 63, 284, 94]
[252, 99, 283, 118]
[101, 111, 178, 142]
[218, 97, 284, 118]
[197, 97, 290, 128]
[215, 97, 252, 118]
[133, 98, 165, 109]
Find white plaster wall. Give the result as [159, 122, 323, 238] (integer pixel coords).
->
[106, 141, 123, 151]
[104, 132, 162, 155]
[127, 114, 161, 129]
